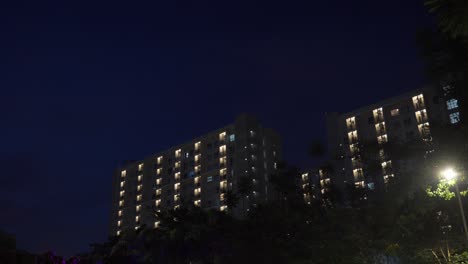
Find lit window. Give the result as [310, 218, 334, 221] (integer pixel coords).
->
[195, 141, 201, 151]
[154, 221, 160, 228]
[157, 156, 163, 165]
[137, 195, 142, 202]
[450, 112, 460, 124]
[447, 99, 458, 110]
[135, 216, 140, 222]
[120, 191, 125, 197]
[174, 183, 180, 190]
[185, 152, 189, 158]
[175, 149, 181, 158]
[175, 172, 181, 181]
[412, 94, 425, 109]
[138, 175, 142, 182]
[390, 109, 399, 116]
[138, 163, 143, 171]
[155, 199, 161, 206]
[117, 230, 121, 236]
[175, 161, 181, 168]
[249, 130, 255, 137]
[274, 162, 277, 169]
[157, 168, 162, 175]
[119, 200, 124, 207]
[136, 205, 141, 212]
[118, 210, 122, 217]
[219, 145, 226, 155]
[121, 170, 126, 177]
[135, 226, 140, 230]
[137, 185, 142, 191]
[229, 134, 235, 142]
[346, 117, 356, 130]
[207, 176, 213, 182]
[156, 178, 161, 185]
[120, 181, 125, 188]
[219, 132, 226, 141]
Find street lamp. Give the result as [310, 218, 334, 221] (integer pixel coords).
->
[441, 167, 468, 242]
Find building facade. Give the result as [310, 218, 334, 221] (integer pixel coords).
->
[325, 86, 461, 194]
[109, 114, 281, 236]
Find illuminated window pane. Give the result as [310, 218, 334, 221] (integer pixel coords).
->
[229, 134, 235, 142]
[450, 112, 460, 124]
[390, 108, 399, 116]
[447, 99, 458, 110]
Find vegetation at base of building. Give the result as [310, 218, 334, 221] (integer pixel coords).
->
[74, 157, 468, 264]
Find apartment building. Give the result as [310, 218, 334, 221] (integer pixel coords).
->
[109, 114, 281, 236]
[325, 86, 461, 194]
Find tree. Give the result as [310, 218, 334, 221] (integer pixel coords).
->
[425, 0, 468, 38]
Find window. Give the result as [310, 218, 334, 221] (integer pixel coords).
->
[185, 152, 189, 158]
[229, 134, 235, 142]
[403, 118, 412, 127]
[138, 163, 143, 171]
[207, 176, 213, 182]
[368, 117, 374, 125]
[390, 108, 399, 116]
[137, 195, 142, 202]
[450, 112, 460, 124]
[121, 170, 126, 177]
[447, 99, 459, 110]
[249, 130, 255, 137]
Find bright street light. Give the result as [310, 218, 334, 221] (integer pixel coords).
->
[442, 167, 458, 181]
[440, 167, 468, 243]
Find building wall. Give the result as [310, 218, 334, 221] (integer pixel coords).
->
[109, 114, 281, 236]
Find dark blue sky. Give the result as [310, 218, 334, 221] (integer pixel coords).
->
[0, 0, 431, 256]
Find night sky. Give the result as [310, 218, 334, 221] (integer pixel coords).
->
[1, 0, 431, 256]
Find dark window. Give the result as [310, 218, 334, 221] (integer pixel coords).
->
[403, 118, 412, 127]
[393, 122, 402, 129]
[433, 95, 440, 104]
[406, 131, 415, 139]
[166, 200, 171, 206]
[189, 150, 194, 156]
[207, 154, 212, 160]
[368, 117, 374, 125]
[214, 151, 219, 158]
[207, 143, 212, 149]
[167, 167, 173, 174]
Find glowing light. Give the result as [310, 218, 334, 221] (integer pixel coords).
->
[442, 167, 457, 181]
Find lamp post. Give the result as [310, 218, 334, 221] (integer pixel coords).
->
[442, 168, 468, 242]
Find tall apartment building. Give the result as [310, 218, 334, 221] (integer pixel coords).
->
[325, 86, 462, 193]
[109, 114, 281, 236]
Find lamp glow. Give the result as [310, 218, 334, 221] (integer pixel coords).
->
[442, 167, 457, 181]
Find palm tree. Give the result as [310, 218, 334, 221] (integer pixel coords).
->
[223, 190, 239, 210]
